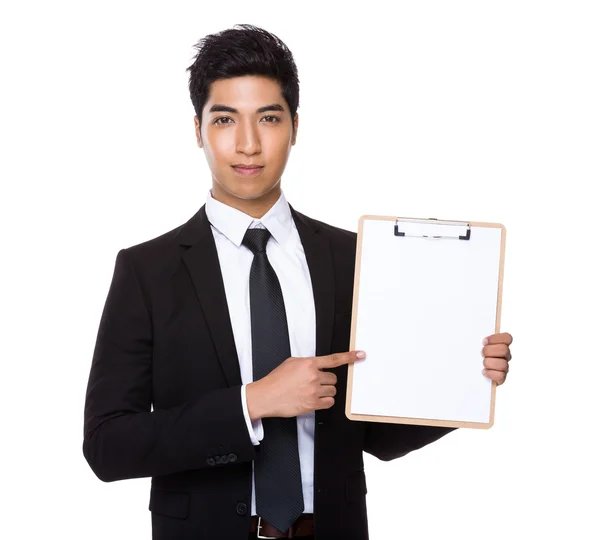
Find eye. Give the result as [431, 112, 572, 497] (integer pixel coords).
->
[213, 115, 281, 125]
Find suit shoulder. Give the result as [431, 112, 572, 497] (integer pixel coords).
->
[112, 211, 198, 282]
[319, 220, 357, 243]
[121, 222, 184, 261]
[295, 210, 357, 243]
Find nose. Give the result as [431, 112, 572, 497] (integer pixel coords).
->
[235, 118, 261, 155]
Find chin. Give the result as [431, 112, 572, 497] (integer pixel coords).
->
[220, 179, 280, 201]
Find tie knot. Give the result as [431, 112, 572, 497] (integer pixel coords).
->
[242, 227, 271, 254]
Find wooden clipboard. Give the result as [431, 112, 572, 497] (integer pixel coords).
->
[345, 215, 506, 429]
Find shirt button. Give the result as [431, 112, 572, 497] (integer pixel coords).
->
[236, 502, 248, 515]
[228, 453, 237, 463]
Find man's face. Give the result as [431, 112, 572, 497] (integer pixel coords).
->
[195, 75, 298, 208]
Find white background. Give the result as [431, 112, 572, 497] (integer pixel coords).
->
[1, 1, 599, 539]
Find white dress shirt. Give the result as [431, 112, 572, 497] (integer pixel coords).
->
[204, 188, 316, 515]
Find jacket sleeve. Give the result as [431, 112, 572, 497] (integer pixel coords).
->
[363, 421, 457, 461]
[83, 248, 258, 482]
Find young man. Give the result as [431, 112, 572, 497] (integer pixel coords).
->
[83, 24, 513, 540]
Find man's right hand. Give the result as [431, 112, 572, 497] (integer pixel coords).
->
[246, 351, 366, 420]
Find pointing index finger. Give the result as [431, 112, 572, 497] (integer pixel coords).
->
[318, 351, 365, 369]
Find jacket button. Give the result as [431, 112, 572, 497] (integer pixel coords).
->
[206, 457, 216, 466]
[220, 454, 229, 463]
[228, 453, 237, 463]
[236, 502, 247, 515]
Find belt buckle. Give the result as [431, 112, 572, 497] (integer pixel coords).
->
[256, 516, 279, 539]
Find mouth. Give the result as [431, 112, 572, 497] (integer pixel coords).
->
[232, 165, 264, 176]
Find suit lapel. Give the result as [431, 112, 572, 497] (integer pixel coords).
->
[180, 205, 243, 387]
[178, 202, 335, 388]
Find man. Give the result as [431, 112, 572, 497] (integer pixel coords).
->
[83, 24, 513, 540]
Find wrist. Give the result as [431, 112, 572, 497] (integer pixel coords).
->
[246, 380, 271, 420]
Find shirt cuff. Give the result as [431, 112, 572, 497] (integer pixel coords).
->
[241, 384, 264, 445]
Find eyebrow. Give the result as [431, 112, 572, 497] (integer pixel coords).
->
[208, 103, 285, 114]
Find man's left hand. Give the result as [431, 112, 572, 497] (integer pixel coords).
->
[481, 332, 513, 385]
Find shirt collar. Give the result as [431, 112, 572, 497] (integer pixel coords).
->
[204, 188, 293, 248]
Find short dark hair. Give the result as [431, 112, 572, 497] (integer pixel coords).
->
[187, 24, 300, 132]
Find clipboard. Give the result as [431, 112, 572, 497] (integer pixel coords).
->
[345, 215, 506, 429]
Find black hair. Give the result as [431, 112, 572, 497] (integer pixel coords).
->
[187, 24, 300, 133]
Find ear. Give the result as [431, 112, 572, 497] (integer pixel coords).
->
[291, 113, 299, 146]
[194, 115, 203, 148]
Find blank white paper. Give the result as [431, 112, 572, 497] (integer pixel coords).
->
[350, 219, 502, 424]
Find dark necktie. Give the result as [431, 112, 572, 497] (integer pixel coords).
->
[241, 226, 305, 533]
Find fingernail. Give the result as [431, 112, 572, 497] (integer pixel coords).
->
[356, 351, 366, 359]
[482, 338, 488, 345]
[481, 368, 487, 375]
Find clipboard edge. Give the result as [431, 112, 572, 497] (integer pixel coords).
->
[345, 410, 494, 430]
[358, 214, 506, 231]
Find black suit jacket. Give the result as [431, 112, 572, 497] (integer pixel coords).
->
[83, 203, 455, 540]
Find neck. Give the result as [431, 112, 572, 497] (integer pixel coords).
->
[210, 183, 281, 219]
